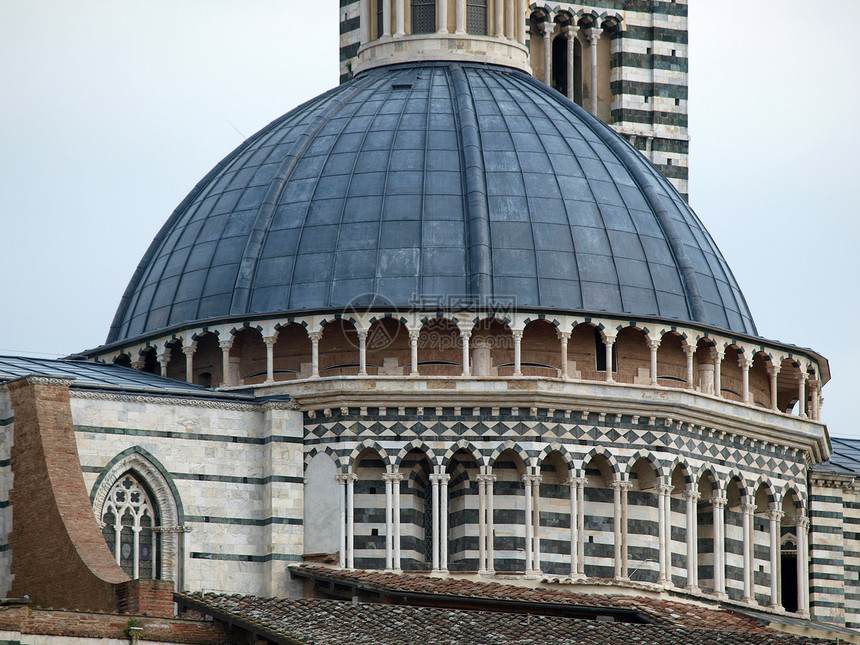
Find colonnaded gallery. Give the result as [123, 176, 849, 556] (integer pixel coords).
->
[2, 2, 859, 644]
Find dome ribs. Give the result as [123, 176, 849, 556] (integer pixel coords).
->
[450, 64, 492, 302]
[229, 78, 375, 317]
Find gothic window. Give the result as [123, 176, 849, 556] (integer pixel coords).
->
[411, 0, 436, 34]
[466, 0, 487, 35]
[101, 472, 158, 580]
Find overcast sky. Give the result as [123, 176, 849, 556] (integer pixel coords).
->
[1, 1, 858, 437]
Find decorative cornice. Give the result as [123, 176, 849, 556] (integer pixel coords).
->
[71, 389, 295, 412]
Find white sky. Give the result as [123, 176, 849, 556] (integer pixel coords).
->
[1, 1, 858, 437]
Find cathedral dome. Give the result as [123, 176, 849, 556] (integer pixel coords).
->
[108, 61, 756, 345]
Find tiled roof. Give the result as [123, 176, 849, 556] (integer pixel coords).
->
[178, 593, 837, 645]
[819, 437, 860, 476]
[289, 565, 766, 633]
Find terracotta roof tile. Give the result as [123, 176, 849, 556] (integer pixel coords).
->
[178, 593, 838, 645]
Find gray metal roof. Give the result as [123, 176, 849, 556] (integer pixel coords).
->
[818, 437, 860, 476]
[0, 355, 231, 396]
[109, 62, 757, 344]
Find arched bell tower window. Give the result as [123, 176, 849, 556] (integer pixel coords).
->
[466, 0, 488, 35]
[101, 472, 159, 580]
[411, 0, 436, 34]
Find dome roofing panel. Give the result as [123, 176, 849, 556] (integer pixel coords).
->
[108, 62, 757, 344]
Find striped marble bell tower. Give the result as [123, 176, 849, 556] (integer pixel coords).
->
[338, 0, 690, 198]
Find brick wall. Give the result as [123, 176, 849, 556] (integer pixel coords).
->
[6, 377, 130, 612]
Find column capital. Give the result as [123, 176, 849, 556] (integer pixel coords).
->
[737, 355, 752, 370]
[602, 333, 617, 345]
[181, 345, 197, 357]
[682, 344, 695, 357]
[335, 473, 350, 484]
[557, 330, 571, 341]
[476, 473, 496, 484]
[585, 27, 603, 44]
[460, 329, 472, 340]
[712, 347, 725, 361]
[610, 479, 631, 491]
[796, 515, 810, 530]
[263, 334, 278, 347]
[511, 329, 524, 340]
[682, 489, 701, 502]
[562, 23, 579, 39]
[541, 18, 555, 37]
[382, 471, 403, 482]
[308, 331, 322, 343]
[741, 503, 758, 516]
[797, 371, 809, 383]
[711, 496, 727, 509]
[219, 339, 234, 351]
[429, 473, 450, 484]
[567, 475, 585, 487]
[356, 329, 369, 340]
[646, 338, 661, 351]
[409, 329, 421, 341]
[766, 363, 781, 377]
[767, 509, 784, 522]
[656, 483, 674, 495]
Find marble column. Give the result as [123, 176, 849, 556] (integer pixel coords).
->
[512, 330, 523, 376]
[383, 0, 393, 37]
[657, 483, 673, 585]
[603, 334, 616, 382]
[384, 471, 395, 570]
[767, 364, 780, 411]
[768, 506, 784, 609]
[494, 0, 504, 38]
[461, 330, 472, 377]
[430, 473, 441, 571]
[393, 471, 402, 571]
[742, 500, 756, 603]
[182, 345, 196, 384]
[739, 356, 751, 403]
[409, 330, 420, 376]
[336, 474, 348, 568]
[360, 0, 371, 43]
[797, 515, 810, 617]
[797, 372, 808, 418]
[477, 472, 488, 573]
[568, 476, 582, 577]
[358, 330, 368, 376]
[438, 0, 449, 34]
[346, 473, 357, 569]
[440, 473, 450, 571]
[505, 0, 514, 39]
[523, 473, 534, 574]
[558, 331, 570, 379]
[219, 339, 233, 387]
[564, 25, 578, 101]
[542, 20, 553, 86]
[713, 496, 727, 597]
[532, 474, 542, 574]
[683, 344, 695, 390]
[455, 0, 466, 34]
[586, 26, 603, 115]
[309, 331, 322, 378]
[647, 338, 660, 385]
[684, 486, 700, 591]
[713, 348, 724, 398]
[263, 335, 277, 384]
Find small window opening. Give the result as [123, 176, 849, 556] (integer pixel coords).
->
[466, 0, 488, 35]
[594, 329, 617, 373]
[411, 0, 436, 34]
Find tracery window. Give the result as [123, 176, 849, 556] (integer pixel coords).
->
[101, 472, 158, 579]
[466, 0, 488, 35]
[411, 0, 436, 34]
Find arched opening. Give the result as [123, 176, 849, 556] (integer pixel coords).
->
[446, 449, 480, 571]
[753, 483, 774, 605]
[627, 457, 660, 583]
[614, 326, 649, 385]
[695, 338, 716, 395]
[750, 353, 771, 408]
[724, 477, 747, 601]
[539, 451, 571, 576]
[552, 34, 568, 96]
[582, 454, 614, 578]
[781, 490, 802, 613]
[490, 449, 527, 573]
[114, 354, 132, 368]
[191, 332, 222, 387]
[353, 448, 387, 570]
[777, 358, 803, 414]
[273, 323, 311, 381]
[567, 323, 598, 380]
[573, 35, 583, 105]
[669, 463, 690, 587]
[411, 0, 436, 34]
[100, 471, 159, 580]
[366, 317, 410, 376]
[466, 0, 488, 35]
[319, 319, 360, 377]
[165, 340, 186, 381]
[303, 453, 340, 558]
[696, 471, 717, 593]
[720, 346, 745, 402]
[470, 318, 512, 377]
[418, 318, 462, 376]
[140, 347, 158, 375]
[399, 449, 434, 570]
[519, 319, 561, 377]
[657, 331, 687, 388]
[233, 327, 266, 385]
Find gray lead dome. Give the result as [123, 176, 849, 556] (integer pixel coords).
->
[109, 62, 756, 344]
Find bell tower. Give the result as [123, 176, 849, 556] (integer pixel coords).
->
[339, 0, 690, 198]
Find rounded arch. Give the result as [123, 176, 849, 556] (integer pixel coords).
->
[579, 447, 620, 478]
[488, 441, 532, 471]
[664, 455, 693, 485]
[536, 443, 575, 473]
[442, 440, 486, 469]
[348, 440, 391, 470]
[304, 445, 345, 472]
[395, 440, 438, 468]
[623, 450, 666, 481]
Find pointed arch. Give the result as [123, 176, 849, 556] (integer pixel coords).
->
[622, 450, 666, 480]
[488, 441, 532, 471]
[348, 440, 391, 470]
[442, 440, 486, 469]
[395, 440, 438, 468]
[304, 445, 345, 472]
[89, 446, 183, 588]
